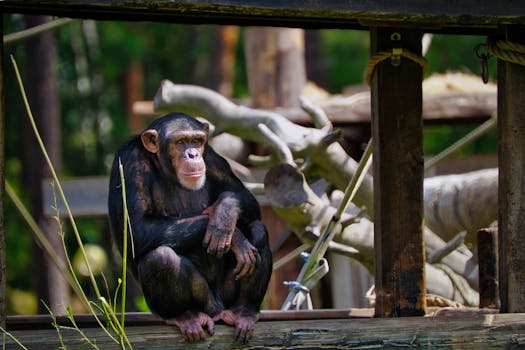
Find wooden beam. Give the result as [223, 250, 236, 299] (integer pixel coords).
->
[2, 1, 525, 33]
[41, 176, 109, 217]
[371, 27, 426, 317]
[41, 176, 273, 217]
[5, 309, 373, 330]
[477, 227, 500, 309]
[497, 25, 525, 313]
[4, 311, 525, 349]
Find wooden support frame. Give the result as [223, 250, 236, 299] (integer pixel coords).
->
[2, 1, 525, 348]
[497, 25, 525, 313]
[370, 28, 426, 317]
[4, 311, 525, 349]
[477, 227, 500, 309]
[2, 1, 525, 33]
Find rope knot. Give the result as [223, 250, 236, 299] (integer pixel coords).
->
[487, 36, 525, 66]
[364, 47, 427, 87]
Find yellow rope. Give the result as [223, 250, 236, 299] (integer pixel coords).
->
[426, 294, 464, 308]
[487, 36, 525, 66]
[364, 48, 428, 86]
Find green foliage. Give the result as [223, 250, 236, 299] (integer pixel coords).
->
[9, 55, 133, 347]
[318, 29, 370, 92]
[134, 295, 150, 313]
[425, 34, 497, 80]
[2, 16, 498, 315]
[424, 125, 497, 156]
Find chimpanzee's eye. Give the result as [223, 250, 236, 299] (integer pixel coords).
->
[192, 137, 205, 145]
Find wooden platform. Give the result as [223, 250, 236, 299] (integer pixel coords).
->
[4, 310, 525, 349]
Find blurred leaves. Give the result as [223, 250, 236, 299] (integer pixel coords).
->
[3, 16, 498, 312]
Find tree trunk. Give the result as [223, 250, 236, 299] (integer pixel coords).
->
[122, 61, 144, 134]
[245, 27, 306, 108]
[264, 164, 479, 306]
[424, 168, 498, 244]
[155, 83, 499, 243]
[154, 83, 491, 304]
[243, 27, 308, 309]
[208, 25, 239, 98]
[24, 15, 69, 314]
[305, 29, 327, 89]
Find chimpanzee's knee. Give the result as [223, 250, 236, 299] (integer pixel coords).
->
[138, 246, 181, 282]
[248, 220, 269, 247]
[137, 246, 185, 318]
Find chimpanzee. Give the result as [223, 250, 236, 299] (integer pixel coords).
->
[108, 113, 272, 343]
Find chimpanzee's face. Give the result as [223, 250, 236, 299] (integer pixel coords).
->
[141, 118, 209, 190]
[166, 129, 207, 190]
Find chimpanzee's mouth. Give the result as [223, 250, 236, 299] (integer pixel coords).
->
[180, 171, 204, 178]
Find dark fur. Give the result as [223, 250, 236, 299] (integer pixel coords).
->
[108, 113, 272, 342]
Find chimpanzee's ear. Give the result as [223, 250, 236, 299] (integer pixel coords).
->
[201, 122, 210, 135]
[141, 129, 159, 153]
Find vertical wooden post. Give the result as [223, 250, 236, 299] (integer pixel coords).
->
[497, 25, 525, 313]
[370, 27, 426, 317]
[477, 227, 500, 309]
[0, 14, 6, 327]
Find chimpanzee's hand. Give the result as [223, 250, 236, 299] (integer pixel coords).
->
[202, 192, 240, 257]
[231, 230, 260, 279]
[203, 222, 235, 257]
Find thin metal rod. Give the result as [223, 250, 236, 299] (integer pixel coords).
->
[281, 139, 373, 309]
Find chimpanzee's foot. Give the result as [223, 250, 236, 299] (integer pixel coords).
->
[213, 308, 259, 343]
[166, 310, 214, 342]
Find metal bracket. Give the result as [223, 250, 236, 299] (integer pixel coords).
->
[391, 32, 402, 66]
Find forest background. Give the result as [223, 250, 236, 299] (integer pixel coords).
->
[2, 15, 497, 315]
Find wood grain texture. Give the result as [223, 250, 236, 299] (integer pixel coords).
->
[371, 27, 426, 317]
[497, 25, 525, 314]
[478, 227, 500, 309]
[4, 311, 525, 349]
[1, 1, 525, 33]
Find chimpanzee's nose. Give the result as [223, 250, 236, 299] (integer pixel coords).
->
[187, 148, 200, 159]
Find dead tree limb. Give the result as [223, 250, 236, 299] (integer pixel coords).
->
[154, 82, 499, 240]
[424, 168, 498, 243]
[154, 80, 375, 214]
[154, 82, 493, 303]
[265, 164, 478, 305]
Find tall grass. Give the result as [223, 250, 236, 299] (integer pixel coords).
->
[7, 55, 133, 349]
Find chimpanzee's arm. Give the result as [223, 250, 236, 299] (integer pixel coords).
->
[200, 148, 263, 257]
[132, 214, 209, 258]
[204, 147, 262, 227]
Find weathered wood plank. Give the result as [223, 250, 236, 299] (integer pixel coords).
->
[4, 312, 525, 349]
[371, 28, 426, 317]
[497, 25, 525, 313]
[41, 176, 109, 217]
[477, 227, 500, 309]
[42, 176, 272, 217]
[2, 1, 525, 33]
[5, 309, 373, 330]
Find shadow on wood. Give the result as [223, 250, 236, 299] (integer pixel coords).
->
[4, 310, 525, 349]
